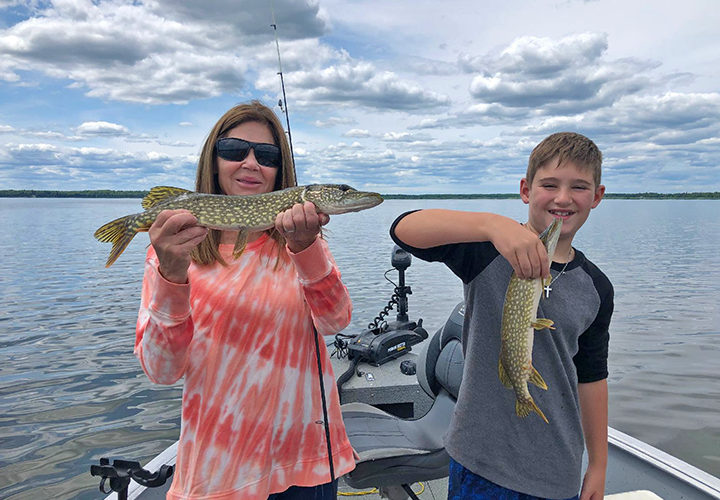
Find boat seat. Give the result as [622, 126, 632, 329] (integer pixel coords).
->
[605, 491, 664, 500]
[341, 302, 464, 497]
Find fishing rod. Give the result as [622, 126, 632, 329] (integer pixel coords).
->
[270, 2, 335, 484]
[270, 1, 297, 186]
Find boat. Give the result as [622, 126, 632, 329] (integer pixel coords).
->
[95, 248, 720, 500]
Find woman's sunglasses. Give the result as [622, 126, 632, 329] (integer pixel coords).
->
[215, 137, 282, 168]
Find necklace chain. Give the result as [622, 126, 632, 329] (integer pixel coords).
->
[544, 247, 573, 298]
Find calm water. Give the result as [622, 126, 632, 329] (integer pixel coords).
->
[1, 198, 719, 499]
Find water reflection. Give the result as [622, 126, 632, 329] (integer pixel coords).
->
[1, 198, 719, 499]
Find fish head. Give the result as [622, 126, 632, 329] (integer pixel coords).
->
[302, 184, 384, 214]
[538, 217, 563, 261]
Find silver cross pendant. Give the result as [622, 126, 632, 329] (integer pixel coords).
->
[544, 284, 552, 298]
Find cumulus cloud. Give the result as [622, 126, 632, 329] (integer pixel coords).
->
[381, 132, 434, 142]
[75, 121, 130, 137]
[0, 141, 198, 189]
[257, 61, 451, 111]
[459, 32, 680, 116]
[314, 117, 357, 128]
[0, 0, 327, 104]
[343, 129, 371, 138]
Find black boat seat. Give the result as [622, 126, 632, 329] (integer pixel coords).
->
[341, 302, 464, 494]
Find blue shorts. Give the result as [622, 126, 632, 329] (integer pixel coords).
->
[267, 480, 337, 500]
[448, 458, 579, 500]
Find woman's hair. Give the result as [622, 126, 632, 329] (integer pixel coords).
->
[191, 100, 296, 266]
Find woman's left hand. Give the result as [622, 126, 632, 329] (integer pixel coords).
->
[275, 201, 330, 253]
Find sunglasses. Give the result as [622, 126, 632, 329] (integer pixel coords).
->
[215, 137, 282, 168]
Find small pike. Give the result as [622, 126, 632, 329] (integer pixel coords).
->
[498, 218, 563, 424]
[94, 184, 383, 267]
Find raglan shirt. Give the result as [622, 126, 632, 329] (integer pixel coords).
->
[390, 211, 613, 499]
[135, 234, 357, 500]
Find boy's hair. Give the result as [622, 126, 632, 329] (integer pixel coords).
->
[526, 132, 602, 187]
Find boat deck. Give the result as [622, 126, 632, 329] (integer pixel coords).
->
[104, 346, 720, 500]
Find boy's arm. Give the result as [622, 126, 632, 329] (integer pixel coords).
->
[393, 209, 550, 280]
[578, 379, 608, 500]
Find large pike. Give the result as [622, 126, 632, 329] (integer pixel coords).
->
[94, 184, 383, 267]
[498, 218, 563, 424]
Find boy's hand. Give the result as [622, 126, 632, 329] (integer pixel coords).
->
[579, 463, 606, 500]
[150, 209, 208, 284]
[275, 202, 330, 254]
[488, 215, 550, 280]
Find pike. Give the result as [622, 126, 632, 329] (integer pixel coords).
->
[94, 184, 383, 267]
[498, 218, 563, 424]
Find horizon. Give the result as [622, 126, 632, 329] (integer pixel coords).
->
[1, 0, 719, 194]
[2, 188, 719, 198]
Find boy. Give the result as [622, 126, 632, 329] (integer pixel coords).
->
[390, 132, 613, 500]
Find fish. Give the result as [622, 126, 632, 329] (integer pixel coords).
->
[94, 184, 383, 267]
[498, 217, 563, 424]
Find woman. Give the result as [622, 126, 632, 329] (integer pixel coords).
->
[135, 101, 357, 500]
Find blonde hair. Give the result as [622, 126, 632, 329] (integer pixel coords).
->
[191, 100, 296, 266]
[526, 132, 602, 187]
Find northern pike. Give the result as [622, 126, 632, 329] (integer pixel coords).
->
[94, 184, 383, 267]
[498, 217, 563, 424]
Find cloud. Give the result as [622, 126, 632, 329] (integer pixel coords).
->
[149, 0, 329, 41]
[313, 117, 357, 128]
[460, 32, 675, 115]
[277, 61, 451, 111]
[0, 0, 328, 104]
[343, 129, 371, 138]
[0, 141, 199, 190]
[75, 121, 130, 137]
[381, 131, 434, 142]
[157, 140, 196, 147]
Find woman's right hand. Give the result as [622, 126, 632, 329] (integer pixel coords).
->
[149, 210, 209, 284]
[488, 215, 549, 281]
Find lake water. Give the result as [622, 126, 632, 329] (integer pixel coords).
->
[1, 198, 719, 499]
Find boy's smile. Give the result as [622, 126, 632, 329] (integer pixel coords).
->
[520, 158, 605, 254]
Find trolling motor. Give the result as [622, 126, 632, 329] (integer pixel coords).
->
[90, 457, 173, 500]
[336, 246, 429, 394]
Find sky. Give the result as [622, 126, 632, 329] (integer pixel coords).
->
[1, 0, 719, 194]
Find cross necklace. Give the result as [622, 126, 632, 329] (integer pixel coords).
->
[544, 247, 573, 298]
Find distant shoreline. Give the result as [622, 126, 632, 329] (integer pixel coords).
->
[0, 190, 718, 200]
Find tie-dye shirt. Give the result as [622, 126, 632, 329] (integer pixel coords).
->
[135, 234, 357, 500]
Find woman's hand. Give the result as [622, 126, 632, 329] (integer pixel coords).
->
[149, 210, 208, 284]
[275, 202, 330, 253]
[488, 215, 549, 280]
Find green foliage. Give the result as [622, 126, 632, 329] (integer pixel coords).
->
[0, 190, 147, 198]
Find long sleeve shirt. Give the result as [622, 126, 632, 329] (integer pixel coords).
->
[135, 234, 357, 500]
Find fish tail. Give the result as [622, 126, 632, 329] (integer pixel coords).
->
[516, 398, 549, 424]
[94, 213, 145, 267]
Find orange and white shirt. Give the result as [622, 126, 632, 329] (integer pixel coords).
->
[135, 234, 357, 500]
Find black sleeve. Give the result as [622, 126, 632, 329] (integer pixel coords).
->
[389, 210, 500, 284]
[573, 266, 614, 383]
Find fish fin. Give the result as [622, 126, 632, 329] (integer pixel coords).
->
[529, 365, 548, 390]
[532, 318, 555, 330]
[232, 228, 248, 259]
[542, 276, 552, 295]
[141, 186, 192, 209]
[516, 399, 549, 424]
[498, 359, 512, 389]
[94, 214, 142, 267]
